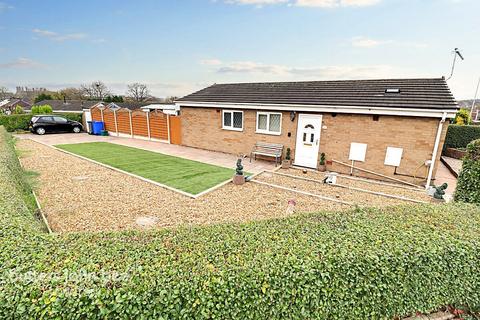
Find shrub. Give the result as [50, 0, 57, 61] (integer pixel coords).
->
[0, 113, 82, 132]
[443, 124, 480, 152]
[31, 104, 53, 115]
[12, 105, 24, 114]
[1, 127, 480, 319]
[455, 139, 480, 204]
[0, 114, 32, 131]
[454, 108, 472, 125]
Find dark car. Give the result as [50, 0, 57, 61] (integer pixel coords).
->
[29, 115, 83, 135]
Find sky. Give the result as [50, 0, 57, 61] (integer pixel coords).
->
[0, 0, 479, 99]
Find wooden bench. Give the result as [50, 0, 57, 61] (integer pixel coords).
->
[250, 142, 284, 165]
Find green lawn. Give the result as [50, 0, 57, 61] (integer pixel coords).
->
[56, 142, 235, 195]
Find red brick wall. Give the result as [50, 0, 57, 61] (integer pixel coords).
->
[180, 107, 448, 183]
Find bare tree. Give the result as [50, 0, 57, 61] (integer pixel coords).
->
[126, 83, 150, 102]
[57, 87, 86, 100]
[163, 96, 178, 103]
[0, 86, 11, 100]
[80, 81, 111, 100]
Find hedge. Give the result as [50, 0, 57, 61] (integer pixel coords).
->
[443, 124, 480, 152]
[0, 113, 82, 132]
[1, 127, 480, 319]
[455, 139, 480, 204]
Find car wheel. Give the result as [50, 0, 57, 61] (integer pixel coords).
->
[73, 126, 81, 133]
[36, 127, 46, 135]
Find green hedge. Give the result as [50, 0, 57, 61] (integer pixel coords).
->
[455, 139, 480, 204]
[443, 124, 480, 152]
[1, 127, 480, 319]
[0, 113, 82, 132]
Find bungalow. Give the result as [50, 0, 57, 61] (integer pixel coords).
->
[0, 98, 32, 114]
[175, 78, 458, 186]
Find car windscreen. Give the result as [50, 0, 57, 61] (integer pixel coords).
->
[31, 116, 39, 123]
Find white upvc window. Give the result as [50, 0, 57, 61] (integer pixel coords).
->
[222, 110, 243, 131]
[256, 112, 282, 135]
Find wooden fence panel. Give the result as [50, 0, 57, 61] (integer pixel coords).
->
[116, 110, 131, 135]
[149, 111, 169, 141]
[91, 107, 102, 122]
[89, 107, 177, 143]
[131, 111, 149, 137]
[103, 109, 116, 132]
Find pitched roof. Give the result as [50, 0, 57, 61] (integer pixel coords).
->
[31, 100, 101, 112]
[106, 102, 155, 110]
[177, 78, 458, 110]
[0, 99, 32, 109]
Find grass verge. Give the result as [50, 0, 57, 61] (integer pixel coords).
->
[55, 142, 235, 195]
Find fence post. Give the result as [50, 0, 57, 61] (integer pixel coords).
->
[166, 114, 171, 144]
[100, 108, 104, 123]
[113, 109, 119, 136]
[129, 111, 133, 138]
[146, 111, 151, 140]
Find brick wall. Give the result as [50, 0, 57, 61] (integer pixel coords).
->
[180, 107, 448, 182]
[181, 108, 298, 156]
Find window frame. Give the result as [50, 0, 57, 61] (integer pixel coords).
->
[222, 110, 244, 132]
[255, 112, 282, 136]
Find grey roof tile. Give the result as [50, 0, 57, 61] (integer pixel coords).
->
[177, 78, 457, 110]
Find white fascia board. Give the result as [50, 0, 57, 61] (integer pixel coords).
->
[175, 101, 457, 118]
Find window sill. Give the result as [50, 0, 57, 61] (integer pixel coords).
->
[222, 127, 243, 132]
[255, 130, 281, 136]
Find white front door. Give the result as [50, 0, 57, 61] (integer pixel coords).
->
[294, 114, 323, 168]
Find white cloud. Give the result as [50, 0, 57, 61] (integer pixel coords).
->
[32, 28, 87, 42]
[351, 36, 427, 48]
[221, 0, 380, 7]
[92, 38, 106, 44]
[0, 2, 13, 13]
[223, 0, 288, 5]
[200, 59, 223, 65]
[351, 36, 389, 47]
[0, 57, 45, 69]
[294, 0, 380, 7]
[213, 60, 397, 79]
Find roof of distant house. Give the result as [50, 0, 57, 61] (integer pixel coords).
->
[31, 100, 101, 112]
[0, 98, 32, 109]
[177, 78, 457, 110]
[105, 102, 160, 110]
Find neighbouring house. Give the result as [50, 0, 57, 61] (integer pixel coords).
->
[29, 100, 103, 113]
[0, 98, 32, 114]
[175, 78, 458, 186]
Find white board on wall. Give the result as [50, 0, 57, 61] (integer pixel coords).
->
[349, 143, 368, 162]
[384, 147, 403, 167]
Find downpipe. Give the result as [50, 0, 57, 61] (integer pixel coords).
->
[425, 112, 447, 189]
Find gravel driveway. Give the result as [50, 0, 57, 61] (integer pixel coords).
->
[17, 140, 347, 233]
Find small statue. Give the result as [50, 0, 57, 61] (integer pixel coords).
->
[433, 183, 448, 200]
[236, 158, 244, 176]
[233, 158, 246, 185]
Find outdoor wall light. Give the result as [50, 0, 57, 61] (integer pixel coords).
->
[290, 111, 296, 122]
